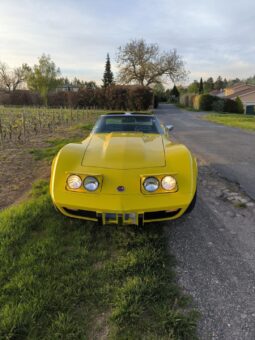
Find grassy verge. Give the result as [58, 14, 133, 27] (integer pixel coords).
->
[202, 113, 255, 131]
[29, 123, 94, 161]
[0, 180, 198, 339]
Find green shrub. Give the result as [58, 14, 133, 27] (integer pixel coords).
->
[2, 86, 153, 110]
[223, 98, 239, 113]
[194, 95, 241, 113]
[180, 94, 196, 108]
[212, 99, 225, 112]
[199, 94, 217, 111]
[235, 96, 244, 114]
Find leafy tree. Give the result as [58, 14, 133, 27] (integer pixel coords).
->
[227, 78, 240, 87]
[116, 39, 187, 86]
[170, 85, 180, 98]
[177, 85, 188, 95]
[25, 54, 61, 105]
[214, 76, 224, 90]
[223, 78, 228, 88]
[153, 83, 167, 103]
[102, 53, 114, 87]
[204, 77, 214, 93]
[199, 77, 204, 94]
[188, 80, 199, 94]
[245, 75, 255, 85]
[0, 62, 28, 91]
[84, 81, 98, 90]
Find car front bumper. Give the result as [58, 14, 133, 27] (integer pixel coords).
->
[52, 191, 194, 225]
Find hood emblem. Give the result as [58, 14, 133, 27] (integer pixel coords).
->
[117, 186, 125, 192]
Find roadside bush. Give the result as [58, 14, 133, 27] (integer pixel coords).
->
[0, 86, 153, 110]
[197, 94, 217, 111]
[223, 98, 239, 113]
[235, 96, 244, 114]
[212, 99, 225, 112]
[0, 91, 11, 105]
[211, 97, 242, 113]
[180, 94, 195, 108]
[0, 90, 42, 106]
[104, 86, 129, 110]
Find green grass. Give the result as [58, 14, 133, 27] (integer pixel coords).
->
[0, 180, 198, 339]
[29, 123, 93, 161]
[202, 113, 255, 131]
[30, 138, 81, 161]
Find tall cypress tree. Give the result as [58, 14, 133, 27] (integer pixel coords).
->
[102, 53, 114, 87]
[199, 77, 204, 94]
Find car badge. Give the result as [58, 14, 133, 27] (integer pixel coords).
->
[117, 186, 125, 192]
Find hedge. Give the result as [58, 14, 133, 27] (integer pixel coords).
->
[193, 94, 219, 111]
[179, 94, 196, 107]
[0, 86, 153, 111]
[184, 93, 244, 113]
[0, 90, 42, 106]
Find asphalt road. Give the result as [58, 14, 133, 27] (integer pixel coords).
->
[155, 104, 255, 339]
[155, 103, 255, 199]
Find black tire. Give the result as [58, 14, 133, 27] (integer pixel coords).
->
[184, 190, 197, 215]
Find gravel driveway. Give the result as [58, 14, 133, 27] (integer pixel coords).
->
[155, 103, 255, 199]
[155, 104, 255, 339]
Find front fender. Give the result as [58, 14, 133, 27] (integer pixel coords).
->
[164, 143, 197, 196]
[50, 143, 86, 201]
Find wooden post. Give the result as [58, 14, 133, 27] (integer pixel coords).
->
[22, 111, 26, 141]
[0, 117, 3, 148]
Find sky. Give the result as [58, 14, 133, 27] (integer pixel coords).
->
[0, 0, 254, 86]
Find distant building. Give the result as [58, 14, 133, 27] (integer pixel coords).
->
[209, 83, 255, 114]
[55, 84, 79, 93]
[224, 83, 255, 114]
[209, 89, 225, 98]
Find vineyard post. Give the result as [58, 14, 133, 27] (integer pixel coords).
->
[0, 117, 3, 149]
[22, 111, 26, 141]
[70, 108, 73, 124]
[38, 111, 42, 132]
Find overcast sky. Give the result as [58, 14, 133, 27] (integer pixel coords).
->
[0, 0, 254, 86]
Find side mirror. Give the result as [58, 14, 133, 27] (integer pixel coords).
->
[166, 124, 174, 132]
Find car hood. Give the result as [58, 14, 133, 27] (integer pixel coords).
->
[82, 133, 166, 169]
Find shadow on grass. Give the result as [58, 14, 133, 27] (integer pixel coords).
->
[0, 180, 198, 339]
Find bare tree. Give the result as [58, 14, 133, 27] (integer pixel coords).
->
[116, 39, 187, 86]
[0, 62, 28, 91]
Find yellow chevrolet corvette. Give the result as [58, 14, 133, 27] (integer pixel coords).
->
[50, 113, 197, 225]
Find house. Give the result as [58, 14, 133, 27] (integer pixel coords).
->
[209, 89, 225, 97]
[55, 84, 80, 93]
[224, 83, 255, 114]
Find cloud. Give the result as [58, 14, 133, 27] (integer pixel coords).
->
[0, 0, 254, 84]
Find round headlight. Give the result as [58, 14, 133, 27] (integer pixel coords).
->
[67, 175, 82, 189]
[84, 176, 99, 191]
[162, 176, 177, 191]
[143, 177, 159, 192]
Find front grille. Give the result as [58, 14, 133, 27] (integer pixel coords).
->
[144, 209, 181, 220]
[63, 208, 97, 219]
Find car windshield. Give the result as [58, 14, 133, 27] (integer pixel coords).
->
[92, 115, 163, 134]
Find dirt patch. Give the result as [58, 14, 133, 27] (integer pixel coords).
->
[0, 126, 89, 210]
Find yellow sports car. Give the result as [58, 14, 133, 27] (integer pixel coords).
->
[50, 113, 197, 225]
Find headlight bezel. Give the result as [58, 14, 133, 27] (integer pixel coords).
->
[141, 174, 178, 194]
[66, 174, 102, 192]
